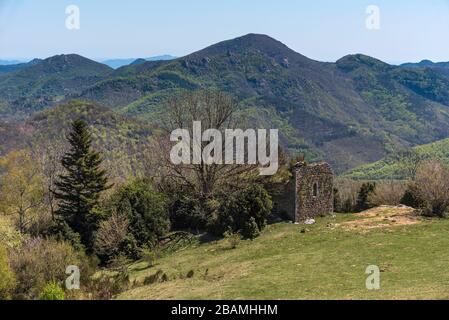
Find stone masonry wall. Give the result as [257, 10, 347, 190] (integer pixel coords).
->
[272, 162, 334, 222]
[271, 178, 296, 221]
[294, 162, 334, 222]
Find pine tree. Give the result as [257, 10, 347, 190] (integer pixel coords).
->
[54, 120, 110, 250]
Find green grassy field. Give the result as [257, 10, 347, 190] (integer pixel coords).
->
[118, 210, 449, 300]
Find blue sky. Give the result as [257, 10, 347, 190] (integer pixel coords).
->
[1, 0, 449, 63]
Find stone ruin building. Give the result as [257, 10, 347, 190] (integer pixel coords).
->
[275, 161, 334, 223]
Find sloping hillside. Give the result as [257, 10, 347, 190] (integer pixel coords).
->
[0, 55, 113, 119]
[0, 101, 154, 180]
[118, 210, 449, 300]
[0, 121, 29, 155]
[75, 34, 449, 172]
[0, 59, 42, 75]
[343, 138, 449, 180]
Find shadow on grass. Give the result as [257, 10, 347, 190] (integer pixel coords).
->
[198, 233, 221, 244]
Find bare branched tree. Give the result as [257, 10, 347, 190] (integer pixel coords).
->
[153, 90, 258, 218]
[412, 159, 449, 217]
[94, 210, 129, 256]
[393, 149, 431, 179]
[34, 141, 66, 221]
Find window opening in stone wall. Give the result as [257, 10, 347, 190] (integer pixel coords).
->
[313, 182, 319, 197]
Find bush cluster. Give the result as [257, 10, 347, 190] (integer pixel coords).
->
[211, 185, 273, 239]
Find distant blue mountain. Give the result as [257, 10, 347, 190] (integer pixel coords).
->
[401, 59, 449, 77]
[101, 55, 176, 69]
[130, 58, 147, 66]
[0, 59, 26, 65]
[0, 59, 42, 75]
[101, 58, 135, 69]
[146, 55, 177, 61]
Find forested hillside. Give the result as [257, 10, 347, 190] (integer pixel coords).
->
[0, 101, 154, 180]
[3, 34, 449, 173]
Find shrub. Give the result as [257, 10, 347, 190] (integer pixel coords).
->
[0, 245, 16, 300]
[335, 180, 407, 211]
[169, 195, 207, 232]
[143, 269, 169, 285]
[39, 281, 65, 300]
[94, 210, 129, 261]
[355, 182, 376, 212]
[107, 254, 132, 273]
[45, 219, 84, 252]
[368, 181, 407, 207]
[88, 271, 130, 300]
[333, 188, 342, 213]
[401, 184, 426, 209]
[333, 179, 364, 213]
[0, 216, 25, 250]
[404, 160, 449, 217]
[140, 246, 160, 268]
[213, 184, 272, 239]
[245, 217, 260, 238]
[106, 179, 170, 259]
[223, 229, 242, 249]
[9, 237, 94, 300]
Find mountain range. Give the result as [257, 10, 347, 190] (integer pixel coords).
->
[0, 59, 42, 75]
[401, 60, 449, 77]
[2, 34, 449, 174]
[101, 55, 177, 69]
[0, 59, 25, 65]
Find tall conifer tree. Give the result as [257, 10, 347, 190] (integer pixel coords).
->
[54, 119, 110, 249]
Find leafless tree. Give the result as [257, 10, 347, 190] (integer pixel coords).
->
[394, 149, 430, 179]
[153, 89, 258, 218]
[94, 210, 129, 256]
[368, 180, 407, 206]
[34, 141, 66, 221]
[413, 159, 449, 217]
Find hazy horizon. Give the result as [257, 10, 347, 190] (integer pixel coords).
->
[0, 32, 445, 66]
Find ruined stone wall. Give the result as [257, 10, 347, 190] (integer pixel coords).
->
[294, 163, 334, 222]
[271, 178, 296, 221]
[271, 162, 334, 222]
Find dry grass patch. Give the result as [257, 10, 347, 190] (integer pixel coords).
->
[338, 205, 421, 231]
